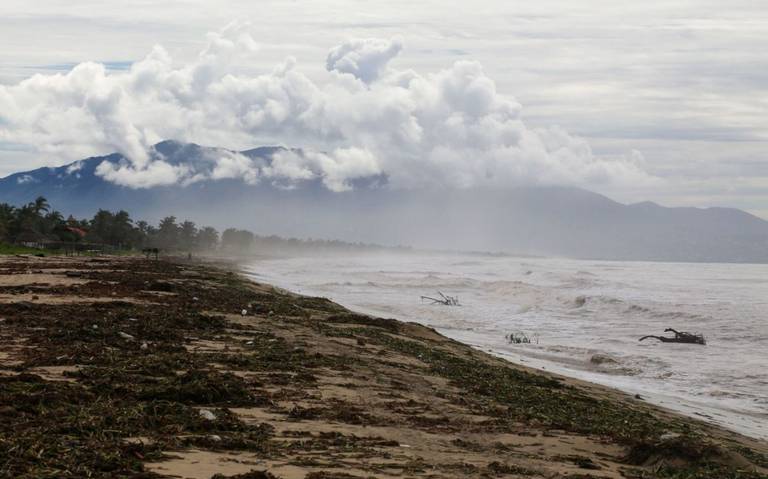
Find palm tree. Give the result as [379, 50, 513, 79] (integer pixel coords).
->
[32, 196, 50, 215]
[197, 226, 219, 250]
[0, 204, 15, 242]
[179, 221, 198, 251]
[157, 216, 180, 249]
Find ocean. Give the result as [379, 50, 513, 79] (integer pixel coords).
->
[243, 252, 767, 439]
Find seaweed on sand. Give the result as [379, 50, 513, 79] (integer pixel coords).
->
[1, 257, 766, 479]
[342, 327, 667, 442]
[326, 325, 768, 478]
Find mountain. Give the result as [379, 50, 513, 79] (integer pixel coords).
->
[2, 140, 767, 263]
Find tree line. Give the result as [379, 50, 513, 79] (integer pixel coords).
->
[1, 196, 410, 254]
[0, 196, 254, 252]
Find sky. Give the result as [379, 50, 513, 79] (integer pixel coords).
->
[0, 0, 766, 216]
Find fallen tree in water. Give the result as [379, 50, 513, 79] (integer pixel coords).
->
[639, 328, 706, 345]
[420, 291, 460, 306]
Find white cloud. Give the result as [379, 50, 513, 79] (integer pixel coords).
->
[209, 150, 260, 185]
[266, 147, 381, 191]
[0, 25, 656, 191]
[96, 159, 189, 188]
[16, 174, 36, 184]
[326, 37, 402, 84]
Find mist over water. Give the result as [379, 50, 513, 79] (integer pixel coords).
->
[244, 252, 768, 439]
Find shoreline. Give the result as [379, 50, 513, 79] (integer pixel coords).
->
[241, 253, 768, 442]
[0, 254, 766, 478]
[242, 261, 768, 442]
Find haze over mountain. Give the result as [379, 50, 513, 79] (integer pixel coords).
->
[2, 140, 767, 263]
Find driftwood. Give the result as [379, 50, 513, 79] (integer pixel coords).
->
[421, 291, 460, 306]
[639, 328, 706, 345]
[506, 332, 538, 344]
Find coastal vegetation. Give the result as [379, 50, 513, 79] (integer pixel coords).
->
[0, 197, 401, 255]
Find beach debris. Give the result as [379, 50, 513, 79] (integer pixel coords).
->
[118, 331, 135, 341]
[198, 409, 216, 421]
[140, 342, 149, 350]
[639, 328, 706, 345]
[241, 309, 248, 316]
[506, 332, 538, 344]
[590, 354, 618, 365]
[420, 291, 460, 306]
[208, 434, 222, 442]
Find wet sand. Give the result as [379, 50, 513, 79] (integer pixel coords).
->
[0, 254, 766, 479]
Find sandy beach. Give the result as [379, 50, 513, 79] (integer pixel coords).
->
[0, 254, 766, 479]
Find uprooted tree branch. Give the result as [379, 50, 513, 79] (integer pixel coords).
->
[421, 291, 460, 306]
[639, 328, 706, 345]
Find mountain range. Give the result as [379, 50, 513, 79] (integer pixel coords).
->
[2, 140, 767, 263]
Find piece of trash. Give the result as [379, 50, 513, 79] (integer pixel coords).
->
[245, 340, 254, 345]
[127, 318, 138, 322]
[140, 342, 149, 350]
[92, 324, 98, 329]
[199, 409, 216, 421]
[241, 309, 248, 316]
[208, 434, 222, 442]
[192, 296, 199, 302]
[399, 444, 411, 448]
[118, 332, 135, 340]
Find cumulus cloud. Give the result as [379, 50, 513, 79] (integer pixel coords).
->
[326, 37, 403, 84]
[267, 148, 381, 191]
[0, 25, 657, 191]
